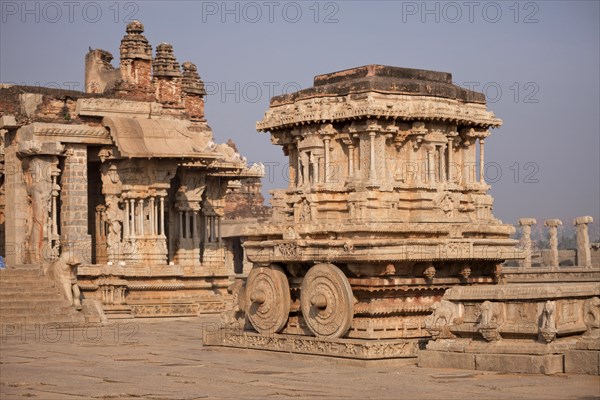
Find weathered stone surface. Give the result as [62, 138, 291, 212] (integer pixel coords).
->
[475, 353, 564, 375]
[564, 350, 600, 375]
[418, 350, 475, 370]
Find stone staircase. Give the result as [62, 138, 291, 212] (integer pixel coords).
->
[0, 265, 89, 325]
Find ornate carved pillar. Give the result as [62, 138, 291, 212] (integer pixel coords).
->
[574, 216, 594, 267]
[544, 219, 562, 267]
[519, 218, 537, 268]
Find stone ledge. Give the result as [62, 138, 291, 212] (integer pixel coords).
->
[419, 350, 566, 375]
[418, 350, 475, 370]
[564, 350, 600, 375]
[475, 353, 563, 375]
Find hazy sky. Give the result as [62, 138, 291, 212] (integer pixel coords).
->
[1, 0, 599, 230]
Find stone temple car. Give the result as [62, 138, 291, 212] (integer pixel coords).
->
[220, 65, 524, 355]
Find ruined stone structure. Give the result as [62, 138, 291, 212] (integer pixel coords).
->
[207, 65, 526, 358]
[418, 216, 600, 375]
[0, 21, 262, 321]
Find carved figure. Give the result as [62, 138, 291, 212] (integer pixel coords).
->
[539, 300, 557, 343]
[46, 251, 82, 310]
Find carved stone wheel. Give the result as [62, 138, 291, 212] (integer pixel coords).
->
[245, 264, 291, 335]
[300, 263, 354, 339]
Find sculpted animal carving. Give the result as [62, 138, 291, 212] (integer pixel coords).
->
[424, 300, 458, 339]
[45, 251, 82, 310]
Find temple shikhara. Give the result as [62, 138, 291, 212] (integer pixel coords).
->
[0, 22, 598, 376]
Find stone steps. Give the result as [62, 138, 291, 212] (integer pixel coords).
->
[0, 292, 63, 300]
[0, 266, 87, 326]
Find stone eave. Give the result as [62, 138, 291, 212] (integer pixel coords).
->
[257, 95, 502, 132]
[22, 122, 113, 145]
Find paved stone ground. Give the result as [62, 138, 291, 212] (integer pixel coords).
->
[1, 317, 599, 400]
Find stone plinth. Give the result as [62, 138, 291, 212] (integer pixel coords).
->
[204, 327, 423, 360]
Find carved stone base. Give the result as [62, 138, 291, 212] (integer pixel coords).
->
[203, 328, 424, 360]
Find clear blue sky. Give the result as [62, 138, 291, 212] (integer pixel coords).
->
[2, 1, 599, 231]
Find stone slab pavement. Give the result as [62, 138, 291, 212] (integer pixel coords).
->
[1, 316, 599, 400]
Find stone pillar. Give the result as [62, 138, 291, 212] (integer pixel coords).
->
[211, 216, 217, 242]
[544, 219, 562, 267]
[192, 210, 198, 241]
[447, 137, 454, 182]
[323, 137, 331, 184]
[479, 138, 485, 184]
[129, 199, 136, 237]
[369, 131, 377, 182]
[185, 210, 191, 239]
[427, 147, 435, 184]
[574, 216, 594, 267]
[149, 197, 155, 235]
[288, 144, 297, 188]
[159, 197, 165, 236]
[438, 145, 446, 182]
[310, 155, 318, 187]
[518, 218, 537, 268]
[297, 147, 303, 187]
[138, 199, 144, 236]
[124, 200, 130, 238]
[178, 211, 184, 239]
[60, 144, 91, 263]
[217, 216, 222, 243]
[348, 144, 355, 178]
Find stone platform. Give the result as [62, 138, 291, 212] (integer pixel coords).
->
[418, 339, 585, 375]
[203, 327, 425, 360]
